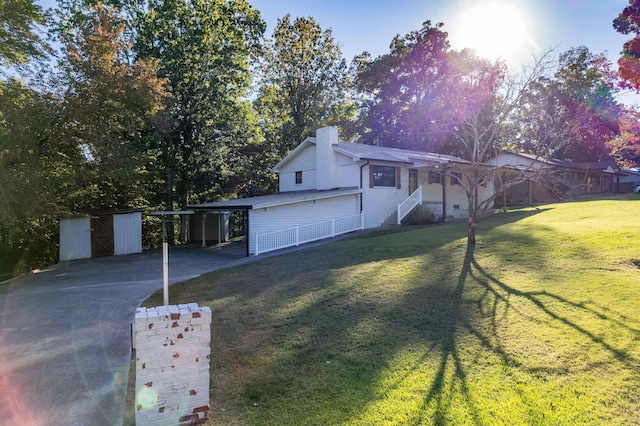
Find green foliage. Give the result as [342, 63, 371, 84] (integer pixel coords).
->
[552, 47, 621, 161]
[133, 0, 266, 209]
[57, 4, 171, 212]
[145, 196, 640, 425]
[0, 0, 50, 68]
[255, 14, 354, 159]
[515, 47, 621, 163]
[607, 106, 640, 168]
[353, 21, 453, 151]
[401, 205, 437, 225]
[1, 4, 171, 273]
[613, 0, 640, 89]
[0, 79, 67, 273]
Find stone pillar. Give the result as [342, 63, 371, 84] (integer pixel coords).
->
[134, 304, 211, 425]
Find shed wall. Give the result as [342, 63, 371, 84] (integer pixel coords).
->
[113, 212, 143, 255]
[60, 218, 92, 261]
[190, 211, 229, 243]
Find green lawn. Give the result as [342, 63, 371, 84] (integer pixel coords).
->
[143, 195, 640, 425]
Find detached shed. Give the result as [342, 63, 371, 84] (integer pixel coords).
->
[59, 210, 144, 261]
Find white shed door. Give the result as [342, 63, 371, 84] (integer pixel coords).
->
[60, 218, 92, 261]
[113, 212, 142, 255]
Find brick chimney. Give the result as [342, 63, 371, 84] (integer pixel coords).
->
[315, 126, 340, 190]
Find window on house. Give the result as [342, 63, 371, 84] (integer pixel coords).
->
[451, 172, 462, 186]
[428, 171, 441, 184]
[295, 171, 302, 185]
[370, 165, 398, 188]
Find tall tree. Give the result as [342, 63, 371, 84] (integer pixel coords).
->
[0, 0, 50, 69]
[354, 21, 451, 151]
[1, 3, 171, 273]
[0, 79, 64, 272]
[606, 106, 640, 168]
[255, 14, 354, 159]
[133, 0, 265, 219]
[613, 0, 640, 89]
[513, 48, 621, 163]
[550, 47, 621, 161]
[57, 3, 170, 212]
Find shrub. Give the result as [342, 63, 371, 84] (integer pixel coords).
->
[401, 205, 437, 225]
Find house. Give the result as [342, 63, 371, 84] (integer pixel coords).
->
[619, 168, 640, 192]
[492, 151, 623, 206]
[189, 127, 494, 255]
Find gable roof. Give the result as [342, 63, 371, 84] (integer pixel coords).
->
[621, 168, 640, 177]
[271, 137, 471, 172]
[498, 151, 619, 173]
[334, 142, 470, 167]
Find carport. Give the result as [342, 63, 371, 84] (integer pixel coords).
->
[189, 188, 361, 257]
[188, 203, 251, 257]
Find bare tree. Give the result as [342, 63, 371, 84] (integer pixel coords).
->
[441, 49, 560, 245]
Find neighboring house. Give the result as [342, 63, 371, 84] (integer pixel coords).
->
[189, 126, 494, 255]
[619, 168, 640, 192]
[492, 151, 623, 206]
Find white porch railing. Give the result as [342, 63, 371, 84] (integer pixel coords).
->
[397, 185, 423, 224]
[253, 213, 364, 255]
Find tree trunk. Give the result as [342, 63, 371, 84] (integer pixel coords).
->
[179, 184, 189, 243]
[467, 217, 476, 245]
[467, 167, 477, 246]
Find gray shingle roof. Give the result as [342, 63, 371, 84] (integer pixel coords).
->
[188, 187, 361, 210]
[334, 142, 470, 166]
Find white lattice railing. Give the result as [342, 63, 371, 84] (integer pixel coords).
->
[397, 185, 423, 224]
[253, 213, 364, 255]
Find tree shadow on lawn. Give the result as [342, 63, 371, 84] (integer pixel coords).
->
[403, 246, 640, 425]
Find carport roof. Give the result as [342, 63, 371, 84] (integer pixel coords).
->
[189, 187, 361, 211]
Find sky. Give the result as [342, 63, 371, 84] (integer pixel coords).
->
[37, 0, 637, 103]
[248, 0, 638, 105]
[248, 0, 630, 67]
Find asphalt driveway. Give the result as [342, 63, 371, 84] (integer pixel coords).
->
[0, 243, 249, 426]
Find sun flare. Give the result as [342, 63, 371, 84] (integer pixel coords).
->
[449, 1, 538, 66]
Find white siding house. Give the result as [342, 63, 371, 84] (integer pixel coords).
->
[190, 126, 494, 255]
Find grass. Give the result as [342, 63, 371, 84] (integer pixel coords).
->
[142, 195, 640, 425]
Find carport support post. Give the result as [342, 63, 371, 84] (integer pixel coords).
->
[162, 216, 169, 306]
[217, 212, 222, 249]
[201, 211, 207, 248]
[163, 242, 169, 306]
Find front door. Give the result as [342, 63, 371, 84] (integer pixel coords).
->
[409, 169, 418, 195]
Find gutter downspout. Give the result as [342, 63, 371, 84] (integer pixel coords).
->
[245, 208, 250, 257]
[441, 165, 448, 223]
[360, 161, 370, 213]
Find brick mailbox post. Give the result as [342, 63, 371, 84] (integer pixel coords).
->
[134, 304, 211, 425]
